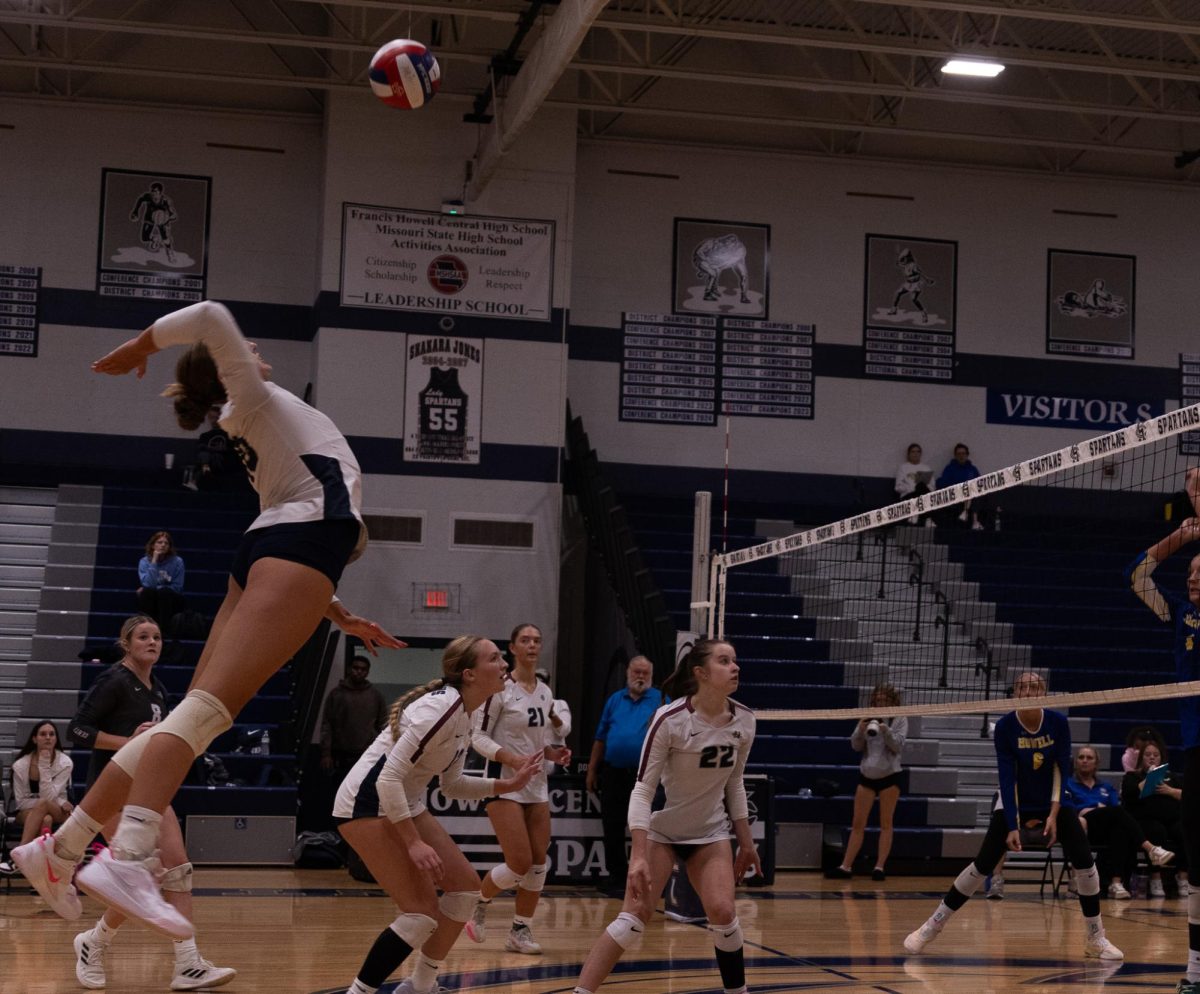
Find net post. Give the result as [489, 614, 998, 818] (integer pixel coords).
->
[715, 561, 727, 639]
[690, 492, 712, 636]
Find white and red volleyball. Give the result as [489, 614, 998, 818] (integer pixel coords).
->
[368, 39, 440, 110]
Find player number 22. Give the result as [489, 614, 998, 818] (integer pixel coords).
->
[699, 744, 734, 768]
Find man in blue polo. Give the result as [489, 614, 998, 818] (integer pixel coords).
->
[586, 655, 662, 894]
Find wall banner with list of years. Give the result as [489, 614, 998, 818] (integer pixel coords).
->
[340, 204, 554, 322]
[620, 312, 718, 425]
[721, 319, 814, 419]
[0, 265, 41, 357]
[403, 333, 484, 465]
[1181, 353, 1200, 457]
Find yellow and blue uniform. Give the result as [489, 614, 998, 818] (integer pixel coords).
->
[993, 709, 1072, 831]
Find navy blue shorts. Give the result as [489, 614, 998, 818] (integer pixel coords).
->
[229, 519, 361, 589]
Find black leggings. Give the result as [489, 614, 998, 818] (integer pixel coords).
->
[1083, 806, 1146, 885]
[1183, 746, 1200, 875]
[973, 807, 1094, 875]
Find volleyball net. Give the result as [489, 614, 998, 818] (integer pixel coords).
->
[706, 405, 1200, 723]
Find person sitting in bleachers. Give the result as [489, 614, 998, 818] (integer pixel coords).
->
[11, 720, 73, 847]
[1122, 724, 1167, 773]
[1065, 744, 1174, 899]
[1121, 740, 1189, 897]
[894, 444, 934, 527]
[136, 530, 185, 629]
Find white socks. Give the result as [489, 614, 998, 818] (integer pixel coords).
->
[55, 807, 103, 862]
[410, 955, 442, 993]
[111, 805, 161, 861]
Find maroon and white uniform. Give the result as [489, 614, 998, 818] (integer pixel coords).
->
[472, 674, 555, 804]
[628, 697, 756, 845]
[364, 685, 497, 822]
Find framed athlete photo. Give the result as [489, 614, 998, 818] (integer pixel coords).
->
[1046, 249, 1135, 359]
[862, 233, 958, 382]
[97, 168, 211, 303]
[672, 218, 770, 319]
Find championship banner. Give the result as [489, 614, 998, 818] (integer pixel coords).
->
[340, 204, 554, 322]
[0, 265, 41, 357]
[1182, 354, 1200, 457]
[403, 333, 483, 464]
[720, 319, 814, 419]
[97, 169, 210, 302]
[427, 774, 775, 885]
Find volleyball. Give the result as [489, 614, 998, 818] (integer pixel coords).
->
[368, 39, 440, 110]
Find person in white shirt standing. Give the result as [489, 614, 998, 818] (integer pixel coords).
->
[465, 623, 571, 955]
[572, 638, 760, 994]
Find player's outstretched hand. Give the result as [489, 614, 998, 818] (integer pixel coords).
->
[335, 614, 406, 656]
[92, 329, 158, 378]
[499, 754, 543, 795]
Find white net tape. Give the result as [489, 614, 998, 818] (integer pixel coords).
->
[754, 679, 1200, 722]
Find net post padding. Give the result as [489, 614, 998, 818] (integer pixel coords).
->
[713, 404, 1200, 573]
[754, 679, 1200, 722]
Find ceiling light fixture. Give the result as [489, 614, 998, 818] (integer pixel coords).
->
[941, 59, 1005, 78]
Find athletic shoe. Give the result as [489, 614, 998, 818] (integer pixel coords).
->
[872, 868, 886, 882]
[903, 922, 941, 954]
[1084, 935, 1124, 960]
[1149, 845, 1175, 867]
[1176, 980, 1200, 993]
[73, 929, 107, 990]
[0, 860, 14, 876]
[1108, 881, 1132, 900]
[1150, 877, 1166, 898]
[464, 901, 487, 943]
[971, 520, 985, 531]
[827, 866, 852, 879]
[505, 924, 543, 955]
[1179, 878, 1191, 897]
[170, 956, 237, 990]
[986, 874, 1005, 900]
[76, 849, 192, 940]
[392, 981, 448, 994]
[11, 834, 82, 919]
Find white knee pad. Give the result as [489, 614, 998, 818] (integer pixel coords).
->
[438, 891, 478, 923]
[520, 862, 549, 893]
[150, 690, 234, 758]
[1075, 864, 1100, 897]
[708, 918, 743, 952]
[954, 862, 987, 897]
[488, 863, 524, 891]
[605, 912, 645, 951]
[161, 861, 193, 893]
[389, 912, 438, 949]
[109, 728, 154, 778]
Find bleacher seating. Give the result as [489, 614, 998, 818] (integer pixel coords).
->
[622, 492, 1187, 872]
[73, 486, 298, 823]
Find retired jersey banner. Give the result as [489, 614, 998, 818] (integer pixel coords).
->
[404, 333, 483, 464]
[340, 203, 554, 322]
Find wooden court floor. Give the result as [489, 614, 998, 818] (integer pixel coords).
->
[0, 869, 1189, 993]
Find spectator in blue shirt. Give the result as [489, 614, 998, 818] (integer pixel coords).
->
[935, 442, 987, 530]
[585, 655, 662, 894]
[135, 530, 186, 629]
[1065, 744, 1174, 899]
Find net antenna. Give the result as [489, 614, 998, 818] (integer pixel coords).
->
[704, 405, 1200, 722]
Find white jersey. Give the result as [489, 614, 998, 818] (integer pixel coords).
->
[152, 302, 366, 551]
[473, 673, 555, 804]
[332, 725, 396, 821]
[346, 685, 494, 822]
[628, 697, 756, 846]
